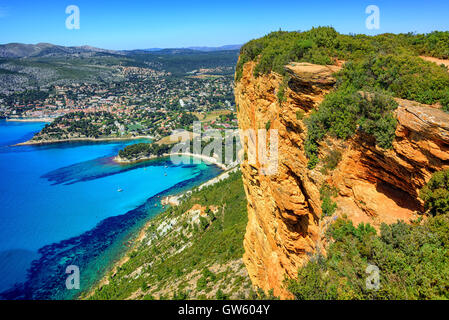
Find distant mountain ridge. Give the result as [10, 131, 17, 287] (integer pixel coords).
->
[0, 43, 242, 58]
[0, 43, 121, 58]
[129, 44, 242, 53]
[187, 44, 242, 51]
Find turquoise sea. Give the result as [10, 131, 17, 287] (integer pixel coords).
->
[0, 120, 222, 299]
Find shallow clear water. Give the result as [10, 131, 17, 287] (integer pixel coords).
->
[0, 120, 222, 299]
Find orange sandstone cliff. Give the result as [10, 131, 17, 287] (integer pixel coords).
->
[234, 61, 449, 298]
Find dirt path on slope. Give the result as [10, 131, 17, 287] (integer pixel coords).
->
[420, 56, 449, 69]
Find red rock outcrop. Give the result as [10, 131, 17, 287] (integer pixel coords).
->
[235, 61, 449, 298]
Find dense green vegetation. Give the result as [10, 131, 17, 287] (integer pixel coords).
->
[411, 31, 449, 59]
[420, 169, 449, 216]
[337, 54, 449, 107]
[39, 111, 114, 139]
[88, 171, 254, 300]
[236, 28, 333, 81]
[236, 27, 449, 81]
[118, 142, 173, 159]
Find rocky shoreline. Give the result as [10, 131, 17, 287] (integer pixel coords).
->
[13, 135, 154, 147]
[6, 117, 54, 123]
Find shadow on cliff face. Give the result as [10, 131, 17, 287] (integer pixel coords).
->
[375, 181, 422, 213]
[284, 213, 310, 236]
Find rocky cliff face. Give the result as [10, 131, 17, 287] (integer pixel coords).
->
[235, 61, 449, 298]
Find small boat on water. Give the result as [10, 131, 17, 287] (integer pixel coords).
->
[117, 188, 123, 192]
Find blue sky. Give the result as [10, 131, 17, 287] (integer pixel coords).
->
[1, 0, 449, 50]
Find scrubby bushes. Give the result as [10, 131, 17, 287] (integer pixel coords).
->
[337, 54, 449, 106]
[236, 28, 449, 82]
[420, 169, 449, 216]
[320, 183, 338, 217]
[321, 149, 342, 174]
[295, 110, 305, 120]
[196, 268, 216, 291]
[288, 168, 449, 299]
[305, 90, 398, 168]
[412, 31, 449, 59]
[287, 214, 449, 299]
[440, 91, 449, 112]
[277, 76, 289, 103]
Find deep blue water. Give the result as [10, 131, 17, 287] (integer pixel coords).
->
[0, 120, 222, 299]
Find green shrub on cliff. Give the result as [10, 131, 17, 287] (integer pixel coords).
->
[420, 169, 449, 216]
[440, 92, 449, 112]
[287, 214, 449, 299]
[320, 183, 338, 217]
[304, 89, 398, 168]
[337, 54, 449, 106]
[321, 149, 342, 174]
[277, 76, 290, 104]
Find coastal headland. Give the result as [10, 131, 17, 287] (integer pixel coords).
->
[13, 135, 154, 147]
